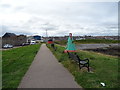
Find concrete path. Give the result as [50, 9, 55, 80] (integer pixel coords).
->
[18, 44, 81, 88]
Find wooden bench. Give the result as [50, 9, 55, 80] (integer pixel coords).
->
[67, 52, 90, 72]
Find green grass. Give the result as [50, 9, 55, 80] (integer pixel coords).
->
[2, 44, 41, 88]
[54, 40, 67, 45]
[54, 39, 120, 45]
[0, 50, 2, 89]
[47, 44, 119, 88]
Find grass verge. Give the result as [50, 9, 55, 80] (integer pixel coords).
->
[2, 44, 41, 88]
[47, 44, 119, 88]
[54, 39, 120, 45]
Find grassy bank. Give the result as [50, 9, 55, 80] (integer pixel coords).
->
[85, 46, 120, 57]
[54, 39, 120, 45]
[2, 44, 41, 88]
[47, 44, 119, 88]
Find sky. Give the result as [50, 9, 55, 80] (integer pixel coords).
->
[0, 0, 119, 36]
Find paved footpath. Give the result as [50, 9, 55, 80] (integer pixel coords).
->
[18, 44, 81, 88]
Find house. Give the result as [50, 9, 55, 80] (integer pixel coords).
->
[16, 35, 27, 46]
[2, 33, 27, 46]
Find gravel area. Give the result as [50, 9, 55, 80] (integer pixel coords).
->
[76, 44, 119, 50]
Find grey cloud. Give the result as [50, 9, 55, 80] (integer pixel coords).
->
[1, 25, 33, 36]
[0, 1, 118, 36]
[14, 7, 25, 11]
[54, 30, 70, 36]
[0, 4, 11, 8]
[0, 25, 12, 36]
[40, 23, 59, 31]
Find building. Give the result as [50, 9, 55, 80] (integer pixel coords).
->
[93, 36, 119, 40]
[16, 35, 27, 46]
[2, 33, 27, 46]
[33, 35, 41, 40]
[49, 36, 68, 41]
[27, 35, 41, 43]
[27, 36, 34, 44]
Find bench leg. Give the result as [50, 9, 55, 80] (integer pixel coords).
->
[88, 64, 90, 72]
[79, 62, 81, 70]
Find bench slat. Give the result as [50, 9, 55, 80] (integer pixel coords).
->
[80, 61, 87, 64]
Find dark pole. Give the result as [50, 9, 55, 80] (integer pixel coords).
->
[46, 29, 48, 42]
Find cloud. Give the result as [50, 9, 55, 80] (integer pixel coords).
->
[0, 0, 118, 36]
[0, 4, 11, 8]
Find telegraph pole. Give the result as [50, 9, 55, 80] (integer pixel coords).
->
[46, 29, 48, 38]
[46, 29, 48, 42]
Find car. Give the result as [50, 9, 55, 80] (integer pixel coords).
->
[3, 44, 13, 48]
[22, 43, 29, 46]
[30, 41, 36, 45]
